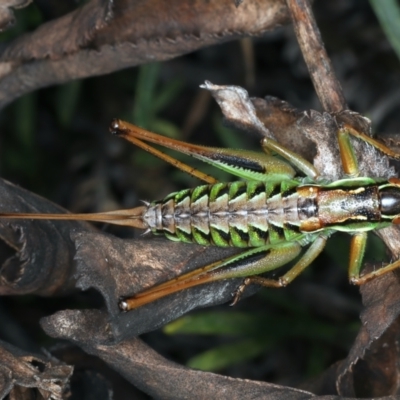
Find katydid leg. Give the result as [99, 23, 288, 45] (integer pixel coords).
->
[231, 234, 327, 304]
[110, 120, 218, 184]
[343, 123, 400, 160]
[347, 232, 367, 283]
[348, 231, 400, 284]
[338, 127, 359, 176]
[352, 259, 400, 284]
[261, 137, 319, 180]
[331, 122, 400, 177]
[111, 119, 297, 183]
[119, 241, 303, 311]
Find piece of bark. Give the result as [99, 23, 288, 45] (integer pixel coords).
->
[0, 0, 289, 109]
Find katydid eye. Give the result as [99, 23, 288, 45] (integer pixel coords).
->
[380, 188, 400, 215]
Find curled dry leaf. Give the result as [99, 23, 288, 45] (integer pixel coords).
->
[0, 178, 94, 296]
[0, 339, 72, 399]
[252, 95, 316, 161]
[0, 0, 289, 109]
[42, 312, 321, 400]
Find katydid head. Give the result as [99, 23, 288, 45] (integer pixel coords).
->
[380, 179, 400, 221]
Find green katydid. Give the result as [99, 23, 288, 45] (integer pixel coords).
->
[2, 119, 400, 311]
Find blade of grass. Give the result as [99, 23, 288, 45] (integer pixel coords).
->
[132, 63, 161, 128]
[187, 338, 271, 371]
[56, 81, 82, 128]
[370, 0, 400, 61]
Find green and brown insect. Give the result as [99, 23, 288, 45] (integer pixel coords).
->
[1, 118, 400, 311]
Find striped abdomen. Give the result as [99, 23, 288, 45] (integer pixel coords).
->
[142, 181, 304, 247]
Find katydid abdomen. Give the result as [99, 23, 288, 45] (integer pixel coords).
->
[143, 178, 394, 248]
[144, 180, 303, 248]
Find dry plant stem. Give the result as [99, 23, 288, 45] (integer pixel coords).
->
[0, 0, 289, 109]
[286, 0, 347, 112]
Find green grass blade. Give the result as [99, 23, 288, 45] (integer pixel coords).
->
[187, 338, 271, 371]
[370, 0, 400, 61]
[56, 81, 81, 128]
[164, 312, 261, 336]
[133, 63, 161, 127]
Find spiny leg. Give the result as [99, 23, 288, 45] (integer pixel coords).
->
[231, 234, 327, 305]
[348, 232, 400, 285]
[110, 120, 218, 184]
[119, 242, 304, 311]
[338, 122, 400, 176]
[347, 232, 367, 283]
[343, 123, 400, 161]
[354, 259, 400, 284]
[111, 119, 297, 183]
[337, 126, 359, 176]
[260, 137, 319, 180]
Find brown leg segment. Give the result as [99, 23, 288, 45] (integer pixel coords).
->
[351, 259, 400, 285]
